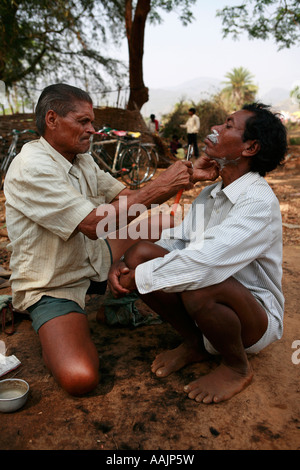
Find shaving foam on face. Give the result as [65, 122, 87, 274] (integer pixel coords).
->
[209, 156, 241, 170]
[207, 129, 219, 144]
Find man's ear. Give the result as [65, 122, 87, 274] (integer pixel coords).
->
[45, 110, 59, 130]
[242, 140, 260, 158]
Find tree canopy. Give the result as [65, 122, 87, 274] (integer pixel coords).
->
[221, 67, 258, 111]
[0, 0, 197, 110]
[0, 0, 126, 92]
[217, 0, 300, 49]
[2, 0, 299, 112]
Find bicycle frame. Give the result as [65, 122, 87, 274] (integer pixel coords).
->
[89, 130, 156, 187]
[89, 137, 121, 174]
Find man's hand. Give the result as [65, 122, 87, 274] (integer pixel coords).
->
[155, 160, 194, 194]
[192, 156, 219, 182]
[119, 269, 136, 293]
[107, 260, 131, 297]
[78, 160, 194, 240]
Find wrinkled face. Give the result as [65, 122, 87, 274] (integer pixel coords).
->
[204, 110, 254, 164]
[49, 100, 95, 160]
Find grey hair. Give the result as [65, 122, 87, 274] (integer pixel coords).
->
[35, 83, 93, 135]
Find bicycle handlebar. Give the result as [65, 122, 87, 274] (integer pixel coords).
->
[11, 129, 39, 136]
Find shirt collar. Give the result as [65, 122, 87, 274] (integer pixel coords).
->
[40, 136, 73, 173]
[210, 172, 261, 204]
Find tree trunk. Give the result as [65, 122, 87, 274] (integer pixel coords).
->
[125, 0, 150, 111]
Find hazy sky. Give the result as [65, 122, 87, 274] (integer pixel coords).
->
[132, 0, 300, 96]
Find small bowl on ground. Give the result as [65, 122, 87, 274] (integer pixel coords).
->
[0, 378, 29, 413]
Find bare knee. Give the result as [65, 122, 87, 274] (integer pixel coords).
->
[181, 289, 215, 321]
[55, 361, 99, 396]
[124, 241, 168, 269]
[43, 353, 99, 396]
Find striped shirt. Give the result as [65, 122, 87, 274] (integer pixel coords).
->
[4, 137, 125, 311]
[135, 172, 284, 336]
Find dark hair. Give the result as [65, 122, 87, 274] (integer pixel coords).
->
[242, 102, 287, 176]
[35, 83, 93, 135]
[189, 108, 196, 114]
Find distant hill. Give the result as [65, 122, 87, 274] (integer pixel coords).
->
[142, 77, 222, 117]
[141, 77, 297, 118]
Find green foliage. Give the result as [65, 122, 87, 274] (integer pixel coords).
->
[161, 100, 191, 141]
[290, 85, 300, 107]
[196, 96, 228, 140]
[289, 137, 300, 145]
[221, 67, 258, 111]
[0, 0, 126, 91]
[161, 95, 228, 143]
[217, 0, 300, 49]
[0, 0, 197, 110]
[149, 0, 196, 26]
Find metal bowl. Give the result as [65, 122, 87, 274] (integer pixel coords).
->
[0, 379, 29, 413]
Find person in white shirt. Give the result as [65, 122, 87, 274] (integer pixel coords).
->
[180, 107, 200, 157]
[108, 103, 287, 404]
[4, 83, 194, 396]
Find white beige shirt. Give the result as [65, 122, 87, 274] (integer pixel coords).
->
[4, 137, 125, 310]
[135, 172, 284, 337]
[181, 114, 200, 134]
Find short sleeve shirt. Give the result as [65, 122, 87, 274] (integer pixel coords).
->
[4, 137, 125, 310]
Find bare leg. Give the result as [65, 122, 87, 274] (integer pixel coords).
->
[181, 279, 268, 403]
[121, 241, 208, 376]
[119, 241, 268, 403]
[142, 290, 209, 377]
[38, 313, 100, 396]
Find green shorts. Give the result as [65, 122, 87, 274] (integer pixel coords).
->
[27, 279, 107, 333]
[27, 296, 86, 333]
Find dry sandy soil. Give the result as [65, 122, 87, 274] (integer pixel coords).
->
[0, 146, 299, 453]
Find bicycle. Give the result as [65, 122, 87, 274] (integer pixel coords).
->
[0, 129, 39, 189]
[141, 142, 159, 182]
[89, 129, 155, 187]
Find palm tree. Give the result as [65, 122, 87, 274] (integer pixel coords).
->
[221, 67, 258, 110]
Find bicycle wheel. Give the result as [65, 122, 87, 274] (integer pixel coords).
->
[119, 145, 151, 187]
[92, 147, 112, 172]
[0, 149, 16, 190]
[144, 146, 158, 182]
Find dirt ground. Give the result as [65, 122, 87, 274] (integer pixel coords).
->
[0, 145, 299, 452]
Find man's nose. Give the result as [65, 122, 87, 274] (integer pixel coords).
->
[87, 123, 96, 134]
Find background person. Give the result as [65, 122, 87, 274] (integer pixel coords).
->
[180, 107, 200, 158]
[148, 114, 159, 134]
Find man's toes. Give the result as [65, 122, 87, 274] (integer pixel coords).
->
[155, 366, 169, 377]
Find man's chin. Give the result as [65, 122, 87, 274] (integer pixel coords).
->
[78, 143, 90, 154]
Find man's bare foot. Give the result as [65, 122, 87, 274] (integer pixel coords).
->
[151, 342, 208, 378]
[184, 362, 253, 404]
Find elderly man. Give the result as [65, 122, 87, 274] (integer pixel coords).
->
[109, 103, 287, 404]
[4, 83, 193, 396]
